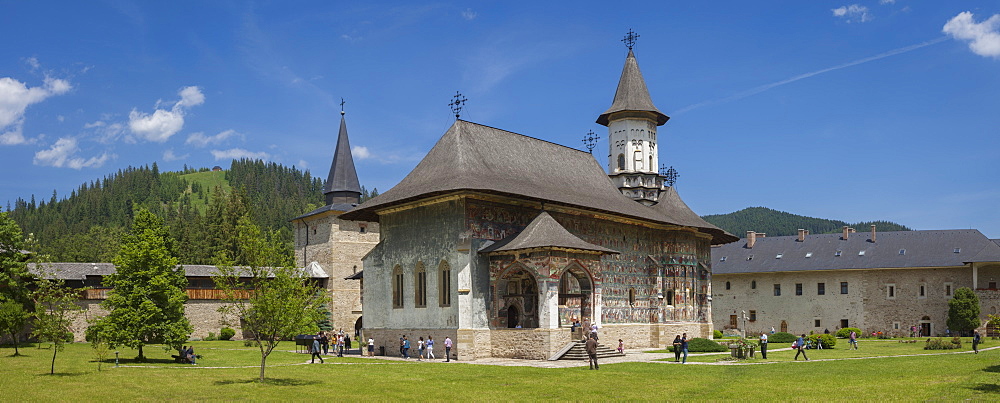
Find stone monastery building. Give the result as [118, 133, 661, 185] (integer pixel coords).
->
[325, 43, 736, 360]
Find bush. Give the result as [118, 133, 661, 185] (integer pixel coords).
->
[836, 327, 862, 339]
[204, 332, 217, 341]
[769, 332, 797, 343]
[807, 334, 837, 349]
[713, 330, 723, 339]
[668, 337, 728, 352]
[925, 337, 962, 350]
[220, 327, 236, 341]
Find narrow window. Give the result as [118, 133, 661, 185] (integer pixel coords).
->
[774, 284, 781, 296]
[841, 282, 849, 294]
[817, 282, 825, 295]
[666, 289, 674, 306]
[730, 315, 737, 327]
[919, 284, 926, 298]
[944, 283, 953, 297]
[414, 263, 427, 307]
[392, 265, 404, 308]
[749, 310, 757, 321]
[628, 288, 636, 306]
[795, 283, 803, 296]
[751, 280, 757, 290]
[815, 319, 821, 327]
[439, 261, 451, 307]
[617, 154, 626, 171]
[887, 284, 895, 299]
[725, 281, 731, 290]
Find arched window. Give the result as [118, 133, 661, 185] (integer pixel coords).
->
[628, 288, 636, 306]
[725, 281, 731, 290]
[392, 265, 404, 308]
[439, 260, 451, 307]
[666, 289, 674, 306]
[751, 280, 757, 289]
[648, 156, 653, 171]
[414, 262, 427, 308]
[617, 154, 626, 171]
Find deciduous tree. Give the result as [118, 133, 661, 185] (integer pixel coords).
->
[31, 276, 83, 374]
[947, 287, 981, 335]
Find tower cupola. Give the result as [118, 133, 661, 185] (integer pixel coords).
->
[323, 108, 362, 205]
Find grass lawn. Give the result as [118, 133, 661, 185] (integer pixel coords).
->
[2, 339, 999, 400]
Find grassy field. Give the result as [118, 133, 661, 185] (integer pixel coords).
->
[2, 340, 998, 400]
[178, 170, 230, 213]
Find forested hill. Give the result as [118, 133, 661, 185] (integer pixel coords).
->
[7, 159, 326, 264]
[702, 207, 912, 238]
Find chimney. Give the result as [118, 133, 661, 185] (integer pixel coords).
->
[747, 231, 757, 249]
[870, 224, 876, 243]
[797, 229, 806, 242]
[842, 226, 849, 240]
[805, 230, 810, 236]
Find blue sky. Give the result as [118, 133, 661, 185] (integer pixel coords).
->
[2, 1, 998, 237]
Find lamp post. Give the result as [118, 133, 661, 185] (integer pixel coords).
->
[115, 351, 119, 368]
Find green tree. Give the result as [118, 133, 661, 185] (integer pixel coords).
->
[947, 287, 981, 334]
[31, 276, 83, 374]
[0, 299, 29, 356]
[93, 208, 192, 360]
[0, 212, 32, 304]
[214, 215, 325, 382]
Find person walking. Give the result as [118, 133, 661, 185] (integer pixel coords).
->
[585, 334, 599, 370]
[444, 336, 453, 362]
[794, 334, 809, 361]
[759, 332, 768, 359]
[399, 336, 405, 357]
[367, 337, 375, 357]
[681, 333, 689, 364]
[311, 336, 324, 364]
[336, 333, 345, 357]
[417, 337, 426, 361]
[427, 336, 435, 359]
[402, 336, 411, 359]
[973, 330, 982, 354]
[672, 335, 682, 362]
[849, 331, 858, 350]
[320, 332, 329, 355]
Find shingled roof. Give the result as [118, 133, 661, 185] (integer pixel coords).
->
[340, 120, 735, 244]
[596, 49, 669, 127]
[322, 114, 362, 203]
[28, 263, 329, 279]
[479, 211, 619, 254]
[711, 229, 1000, 275]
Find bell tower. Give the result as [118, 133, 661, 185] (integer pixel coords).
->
[597, 30, 670, 206]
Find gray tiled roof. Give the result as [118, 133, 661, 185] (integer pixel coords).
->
[323, 115, 362, 196]
[711, 229, 1000, 275]
[479, 211, 619, 254]
[28, 262, 328, 279]
[339, 120, 736, 245]
[596, 49, 669, 126]
[291, 203, 358, 221]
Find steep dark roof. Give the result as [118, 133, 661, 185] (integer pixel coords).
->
[596, 49, 669, 126]
[711, 229, 1000, 275]
[323, 115, 362, 196]
[479, 211, 619, 254]
[291, 203, 359, 221]
[340, 120, 733, 244]
[344, 270, 363, 280]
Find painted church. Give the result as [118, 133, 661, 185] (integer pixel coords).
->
[325, 40, 737, 360]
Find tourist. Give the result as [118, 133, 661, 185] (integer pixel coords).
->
[759, 332, 768, 359]
[815, 336, 823, 350]
[345, 334, 352, 352]
[320, 332, 329, 355]
[672, 335, 682, 362]
[417, 337, 426, 361]
[770, 326, 775, 334]
[849, 331, 858, 350]
[973, 330, 982, 354]
[336, 333, 345, 357]
[444, 336, 453, 362]
[586, 334, 599, 370]
[402, 336, 411, 359]
[617, 339, 624, 354]
[794, 334, 809, 361]
[311, 336, 324, 364]
[367, 336, 375, 357]
[591, 324, 599, 341]
[681, 333, 689, 364]
[399, 336, 405, 357]
[186, 345, 196, 365]
[427, 336, 435, 359]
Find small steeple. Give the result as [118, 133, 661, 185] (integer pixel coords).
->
[323, 106, 362, 205]
[596, 49, 669, 127]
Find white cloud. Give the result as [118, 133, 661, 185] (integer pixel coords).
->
[297, 159, 309, 169]
[25, 57, 40, 70]
[0, 76, 73, 145]
[879, 0, 895, 4]
[943, 12, 1000, 59]
[185, 129, 240, 147]
[32, 137, 113, 169]
[352, 145, 371, 159]
[210, 148, 270, 161]
[163, 149, 189, 161]
[127, 86, 204, 143]
[832, 4, 872, 23]
[461, 8, 477, 21]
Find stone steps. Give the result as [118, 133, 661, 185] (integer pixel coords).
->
[550, 340, 624, 360]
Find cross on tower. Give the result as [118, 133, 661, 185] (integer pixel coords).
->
[340, 98, 346, 115]
[582, 130, 600, 154]
[660, 165, 679, 187]
[449, 91, 467, 119]
[622, 29, 640, 50]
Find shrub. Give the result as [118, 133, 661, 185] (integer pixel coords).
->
[769, 332, 797, 343]
[713, 330, 723, 339]
[204, 332, 217, 341]
[807, 334, 837, 349]
[925, 337, 962, 350]
[668, 337, 728, 352]
[220, 327, 236, 341]
[836, 327, 862, 339]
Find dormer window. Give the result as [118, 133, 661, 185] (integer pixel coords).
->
[805, 253, 813, 258]
[747, 254, 754, 261]
[720, 256, 727, 262]
[954, 248, 961, 253]
[776, 253, 783, 259]
[858, 250, 865, 256]
[835, 250, 842, 257]
[899, 249, 906, 255]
